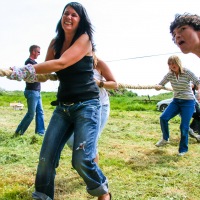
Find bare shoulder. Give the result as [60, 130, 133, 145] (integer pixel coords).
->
[96, 58, 110, 70]
[77, 33, 92, 56]
[45, 38, 56, 61]
[80, 33, 90, 40]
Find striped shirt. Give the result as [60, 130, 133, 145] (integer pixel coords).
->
[159, 68, 200, 100]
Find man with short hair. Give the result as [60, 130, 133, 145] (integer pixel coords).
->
[15, 45, 45, 136]
[170, 13, 200, 57]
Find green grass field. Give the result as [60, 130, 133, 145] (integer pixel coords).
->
[0, 91, 200, 200]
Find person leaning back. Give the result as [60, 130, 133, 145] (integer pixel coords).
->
[5, 2, 112, 200]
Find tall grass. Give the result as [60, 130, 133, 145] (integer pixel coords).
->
[1, 90, 200, 200]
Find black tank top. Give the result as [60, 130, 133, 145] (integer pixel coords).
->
[56, 56, 99, 102]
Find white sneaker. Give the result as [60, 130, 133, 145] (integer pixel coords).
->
[196, 135, 200, 143]
[155, 139, 169, 147]
[189, 129, 200, 142]
[188, 128, 196, 138]
[178, 152, 187, 156]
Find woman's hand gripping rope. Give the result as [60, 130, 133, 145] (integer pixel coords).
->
[8, 64, 37, 82]
[0, 65, 58, 83]
[0, 64, 37, 82]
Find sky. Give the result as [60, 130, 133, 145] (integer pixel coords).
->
[1, 0, 200, 96]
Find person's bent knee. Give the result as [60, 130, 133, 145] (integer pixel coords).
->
[160, 115, 168, 122]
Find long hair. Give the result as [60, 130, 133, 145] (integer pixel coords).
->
[168, 55, 184, 74]
[53, 2, 95, 58]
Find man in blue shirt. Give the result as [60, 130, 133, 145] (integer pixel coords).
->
[15, 45, 45, 136]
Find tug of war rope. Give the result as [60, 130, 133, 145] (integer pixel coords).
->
[0, 68, 173, 92]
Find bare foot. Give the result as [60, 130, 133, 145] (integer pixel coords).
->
[98, 193, 111, 200]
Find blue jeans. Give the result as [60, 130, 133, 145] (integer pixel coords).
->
[33, 99, 108, 199]
[67, 103, 110, 150]
[99, 104, 110, 137]
[15, 90, 45, 134]
[160, 98, 195, 153]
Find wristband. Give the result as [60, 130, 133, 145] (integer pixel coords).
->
[99, 80, 104, 88]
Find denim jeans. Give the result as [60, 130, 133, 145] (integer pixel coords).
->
[67, 103, 110, 150]
[33, 99, 108, 199]
[99, 104, 110, 137]
[160, 98, 195, 153]
[15, 90, 45, 134]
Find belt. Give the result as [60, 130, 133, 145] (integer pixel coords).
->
[59, 101, 75, 106]
[58, 98, 95, 106]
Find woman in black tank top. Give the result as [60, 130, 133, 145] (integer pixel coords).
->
[7, 2, 111, 200]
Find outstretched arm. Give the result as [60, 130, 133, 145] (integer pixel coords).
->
[4, 34, 92, 82]
[94, 58, 118, 90]
[34, 34, 91, 74]
[154, 84, 164, 91]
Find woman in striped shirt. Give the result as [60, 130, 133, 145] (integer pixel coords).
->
[155, 55, 200, 156]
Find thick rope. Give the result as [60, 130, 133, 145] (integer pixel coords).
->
[118, 83, 173, 91]
[0, 68, 173, 91]
[0, 69, 12, 76]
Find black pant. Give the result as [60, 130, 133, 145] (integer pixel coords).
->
[190, 102, 200, 134]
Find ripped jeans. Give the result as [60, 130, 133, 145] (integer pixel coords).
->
[66, 103, 110, 150]
[33, 99, 108, 199]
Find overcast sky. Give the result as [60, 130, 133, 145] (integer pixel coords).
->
[1, 0, 200, 96]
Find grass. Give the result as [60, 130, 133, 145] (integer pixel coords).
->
[0, 91, 200, 200]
